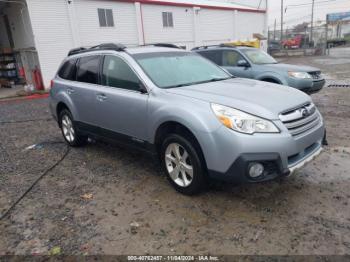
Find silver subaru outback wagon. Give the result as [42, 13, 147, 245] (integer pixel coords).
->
[50, 43, 325, 195]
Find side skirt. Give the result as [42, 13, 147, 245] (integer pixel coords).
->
[75, 121, 157, 156]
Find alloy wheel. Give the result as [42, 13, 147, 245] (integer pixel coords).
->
[61, 114, 75, 143]
[165, 143, 194, 187]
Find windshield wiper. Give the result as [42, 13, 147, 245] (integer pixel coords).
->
[195, 77, 232, 85]
[166, 83, 194, 88]
[166, 77, 231, 89]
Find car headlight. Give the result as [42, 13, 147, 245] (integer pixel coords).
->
[211, 104, 280, 134]
[288, 71, 312, 79]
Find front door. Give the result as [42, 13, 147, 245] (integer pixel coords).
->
[94, 55, 149, 141]
[222, 50, 253, 79]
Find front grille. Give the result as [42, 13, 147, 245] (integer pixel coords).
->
[279, 103, 321, 137]
[308, 71, 322, 80]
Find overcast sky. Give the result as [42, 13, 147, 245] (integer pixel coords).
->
[267, 0, 350, 28]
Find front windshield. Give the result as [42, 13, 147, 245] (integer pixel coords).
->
[242, 49, 277, 65]
[133, 52, 231, 88]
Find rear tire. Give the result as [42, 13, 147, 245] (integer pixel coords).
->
[59, 109, 87, 147]
[161, 134, 207, 195]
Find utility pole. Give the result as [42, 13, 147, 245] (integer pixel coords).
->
[310, 0, 315, 46]
[280, 0, 284, 44]
[274, 18, 276, 40]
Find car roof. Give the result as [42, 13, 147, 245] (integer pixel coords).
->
[66, 43, 187, 59]
[192, 45, 255, 52]
[127, 46, 187, 55]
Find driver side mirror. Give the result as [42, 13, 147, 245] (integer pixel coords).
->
[138, 81, 148, 94]
[237, 60, 250, 68]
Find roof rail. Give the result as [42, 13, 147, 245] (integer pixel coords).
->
[191, 44, 235, 50]
[68, 47, 87, 56]
[144, 43, 181, 49]
[68, 43, 127, 56]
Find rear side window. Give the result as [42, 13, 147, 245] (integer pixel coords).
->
[76, 56, 101, 84]
[102, 55, 140, 91]
[58, 59, 77, 80]
[198, 50, 223, 66]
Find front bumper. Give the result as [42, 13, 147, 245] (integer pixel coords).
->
[203, 119, 325, 183]
[208, 143, 323, 183]
[288, 78, 325, 93]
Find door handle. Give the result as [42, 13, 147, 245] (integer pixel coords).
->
[67, 88, 75, 95]
[96, 93, 107, 102]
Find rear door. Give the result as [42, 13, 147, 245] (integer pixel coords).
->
[71, 55, 102, 126]
[94, 55, 149, 141]
[56, 57, 98, 125]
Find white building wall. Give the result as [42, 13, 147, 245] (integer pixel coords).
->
[142, 4, 194, 48]
[24, 0, 267, 88]
[198, 8, 235, 45]
[211, 0, 267, 10]
[26, 0, 75, 88]
[75, 0, 139, 46]
[236, 11, 266, 40]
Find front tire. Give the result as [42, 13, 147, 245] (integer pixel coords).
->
[59, 109, 87, 147]
[161, 134, 207, 195]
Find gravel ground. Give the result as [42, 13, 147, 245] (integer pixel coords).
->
[0, 50, 350, 256]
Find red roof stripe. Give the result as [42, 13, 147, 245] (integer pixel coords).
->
[115, 0, 266, 13]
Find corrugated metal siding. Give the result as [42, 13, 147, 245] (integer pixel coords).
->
[236, 11, 265, 39]
[27, 0, 74, 87]
[142, 4, 194, 47]
[199, 8, 234, 45]
[75, 0, 139, 46]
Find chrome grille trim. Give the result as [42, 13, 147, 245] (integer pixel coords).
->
[288, 115, 320, 136]
[284, 112, 318, 129]
[279, 103, 321, 136]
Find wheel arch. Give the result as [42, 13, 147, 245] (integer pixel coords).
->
[260, 77, 282, 84]
[256, 72, 286, 85]
[154, 121, 208, 170]
[56, 102, 70, 127]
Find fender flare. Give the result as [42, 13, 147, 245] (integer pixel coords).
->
[55, 92, 79, 121]
[256, 72, 287, 86]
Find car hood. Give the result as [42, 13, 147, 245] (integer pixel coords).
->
[262, 63, 320, 72]
[165, 78, 311, 120]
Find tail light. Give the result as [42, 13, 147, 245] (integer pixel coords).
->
[50, 79, 54, 89]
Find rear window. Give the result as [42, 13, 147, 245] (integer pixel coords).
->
[58, 59, 77, 81]
[76, 55, 101, 84]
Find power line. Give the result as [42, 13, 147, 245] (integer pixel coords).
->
[287, 0, 336, 8]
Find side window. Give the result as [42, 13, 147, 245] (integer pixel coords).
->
[98, 8, 114, 27]
[199, 50, 223, 66]
[102, 55, 141, 91]
[58, 59, 77, 81]
[222, 51, 246, 67]
[162, 12, 174, 28]
[76, 56, 101, 84]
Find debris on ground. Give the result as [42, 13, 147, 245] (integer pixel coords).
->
[81, 193, 93, 200]
[130, 222, 141, 234]
[49, 246, 61, 256]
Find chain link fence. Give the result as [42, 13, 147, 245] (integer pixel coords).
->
[267, 25, 330, 56]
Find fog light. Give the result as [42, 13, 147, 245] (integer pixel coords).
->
[249, 162, 264, 178]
